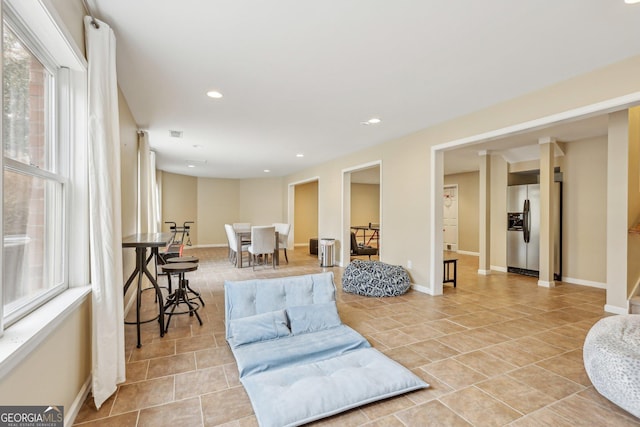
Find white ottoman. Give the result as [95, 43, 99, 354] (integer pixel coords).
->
[583, 314, 640, 418]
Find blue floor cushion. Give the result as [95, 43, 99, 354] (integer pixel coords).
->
[224, 272, 428, 427]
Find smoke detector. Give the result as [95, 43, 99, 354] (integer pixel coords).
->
[169, 130, 183, 138]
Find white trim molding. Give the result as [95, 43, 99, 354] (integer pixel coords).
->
[411, 283, 434, 295]
[562, 276, 607, 289]
[605, 304, 629, 315]
[0, 286, 91, 380]
[538, 280, 556, 288]
[491, 265, 508, 273]
[66, 375, 92, 426]
[457, 250, 479, 256]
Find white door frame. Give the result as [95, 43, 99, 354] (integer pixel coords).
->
[430, 92, 640, 296]
[341, 161, 382, 267]
[287, 176, 320, 253]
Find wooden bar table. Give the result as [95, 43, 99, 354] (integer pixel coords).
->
[122, 232, 172, 347]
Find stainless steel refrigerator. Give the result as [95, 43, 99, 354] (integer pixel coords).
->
[507, 183, 562, 279]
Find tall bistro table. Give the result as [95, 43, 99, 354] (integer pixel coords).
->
[122, 232, 172, 347]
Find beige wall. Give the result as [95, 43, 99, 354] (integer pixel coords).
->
[0, 297, 92, 406]
[161, 172, 198, 244]
[350, 184, 380, 227]
[443, 172, 479, 253]
[284, 55, 640, 295]
[161, 174, 285, 246]
[197, 178, 239, 245]
[562, 136, 608, 284]
[119, 89, 139, 280]
[294, 181, 319, 245]
[238, 177, 284, 225]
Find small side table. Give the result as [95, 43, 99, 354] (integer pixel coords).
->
[443, 259, 458, 288]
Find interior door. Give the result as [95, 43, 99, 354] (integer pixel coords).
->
[443, 185, 458, 251]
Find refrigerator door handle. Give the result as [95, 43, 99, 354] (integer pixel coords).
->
[523, 199, 530, 243]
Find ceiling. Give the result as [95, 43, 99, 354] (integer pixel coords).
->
[443, 114, 610, 175]
[91, 1, 640, 179]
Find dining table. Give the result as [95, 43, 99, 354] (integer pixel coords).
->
[122, 232, 172, 347]
[235, 229, 279, 268]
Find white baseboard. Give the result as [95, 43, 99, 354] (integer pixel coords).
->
[457, 250, 479, 256]
[66, 375, 91, 426]
[491, 265, 508, 273]
[562, 276, 607, 289]
[538, 280, 556, 288]
[605, 303, 629, 315]
[411, 283, 434, 295]
[188, 243, 226, 249]
[294, 243, 310, 247]
[477, 269, 491, 275]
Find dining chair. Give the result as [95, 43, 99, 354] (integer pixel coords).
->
[225, 224, 249, 266]
[273, 223, 291, 263]
[350, 231, 378, 260]
[233, 222, 252, 244]
[248, 225, 276, 270]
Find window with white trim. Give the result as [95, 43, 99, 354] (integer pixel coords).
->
[2, 7, 71, 328]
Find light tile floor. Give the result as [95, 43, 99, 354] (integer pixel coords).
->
[73, 248, 640, 426]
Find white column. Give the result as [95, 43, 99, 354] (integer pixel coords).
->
[606, 110, 630, 313]
[538, 137, 556, 288]
[430, 148, 444, 296]
[478, 151, 491, 275]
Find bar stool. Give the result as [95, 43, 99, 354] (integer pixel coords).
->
[160, 262, 203, 332]
[167, 256, 205, 306]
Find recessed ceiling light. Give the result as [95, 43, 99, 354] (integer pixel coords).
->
[296, 153, 304, 158]
[361, 117, 382, 125]
[625, 0, 640, 4]
[186, 159, 207, 167]
[169, 130, 183, 138]
[264, 169, 270, 173]
[206, 90, 223, 99]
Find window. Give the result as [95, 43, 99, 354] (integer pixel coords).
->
[2, 13, 68, 327]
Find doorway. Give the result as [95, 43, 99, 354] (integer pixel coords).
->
[341, 161, 381, 266]
[288, 178, 319, 255]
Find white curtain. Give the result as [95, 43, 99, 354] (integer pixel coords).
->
[138, 132, 160, 233]
[84, 16, 126, 410]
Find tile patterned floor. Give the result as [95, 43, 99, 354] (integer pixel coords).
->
[73, 248, 640, 426]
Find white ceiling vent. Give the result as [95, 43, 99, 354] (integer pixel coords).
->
[169, 130, 183, 138]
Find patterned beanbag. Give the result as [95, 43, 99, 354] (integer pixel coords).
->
[583, 314, 640, 418]
[342, 260, 410, 297]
